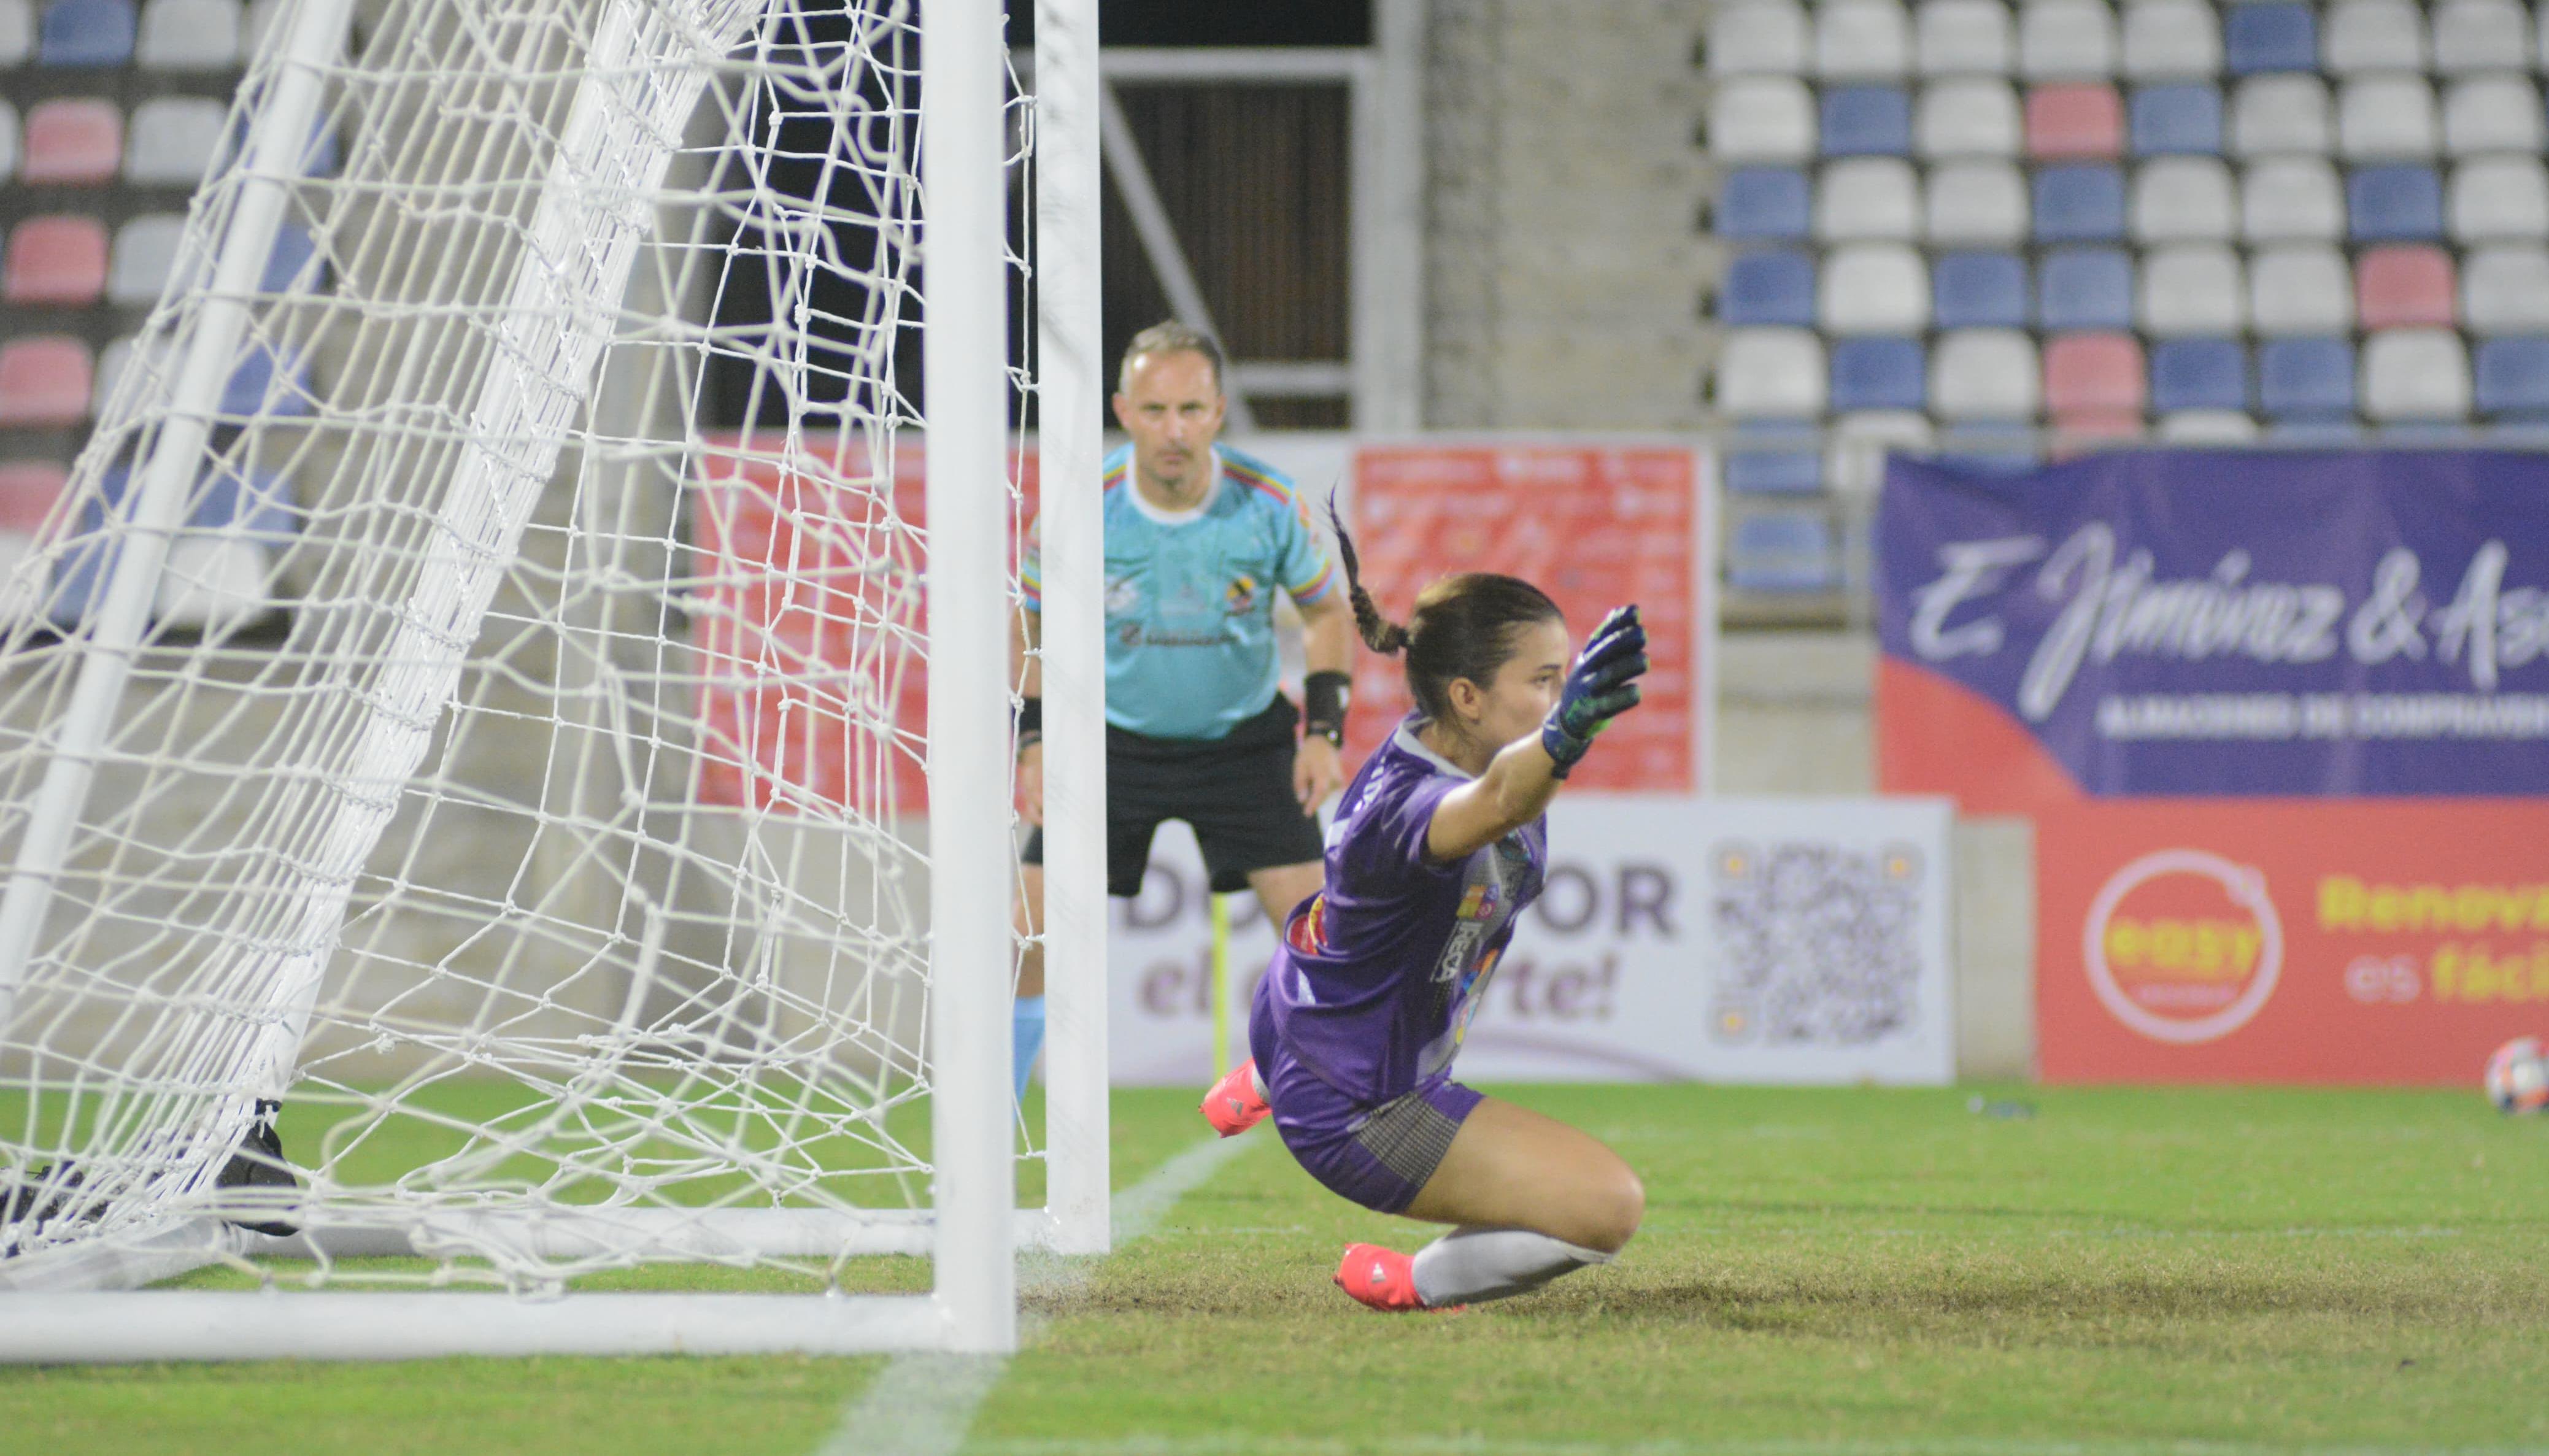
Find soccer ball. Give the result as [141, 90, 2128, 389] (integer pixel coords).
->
[2483, 1037, 2549, 1114]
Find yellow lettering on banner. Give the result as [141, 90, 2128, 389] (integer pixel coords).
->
[2317, 876, 2549, 934]
[2429, 942, 2549, 1002]
[2321, 875, 2367, 930]
[2102, 917, 2260, 979]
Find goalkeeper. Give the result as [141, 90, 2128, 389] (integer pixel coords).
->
[1009, 322, 1354, 1098]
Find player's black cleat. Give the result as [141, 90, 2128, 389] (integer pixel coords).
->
[215, 1098, 301, 1238]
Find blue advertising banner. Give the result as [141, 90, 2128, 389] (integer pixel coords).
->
[1876, 450, 2549, 801]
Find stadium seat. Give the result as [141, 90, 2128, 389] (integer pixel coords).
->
[1932, 250, 2029, 328]
[107, 213, 185, 306]
[189, 461, 296, 541]
[0, 336, 92, 427]
[2120, 0, 2222, 79]
[2361, 328, 2472, 420]
[2474, 336, 2549, 416]
[1721, 250, 1817, 327]
[2032, 163, 2126, 241]
[21, 99, 120, 185]
[136, 0, 236, 67]
[2229, 74, 2331, 155]
[2432, 0, 2529, 75]
[2027, 82, 2124, 159]
[2129, 83, 2225, 155]
[2018, 0, 2117, 79]
[0, 460, 67, 534]
[2323, 0, 2424, 74]
[1708, 1, 1808, 74]
[1724, 424, 1826, 495]
[37, 0, 131, 64]
[219, 339, 311, 420]
[1916, 0, 2011, 73]
[2355, 245, 2458, 329]
[2462, 245, 2549, 333]
[1728, 510, 1839, 594]
[2159, 409, 2262, 442]
[1926, 161, 2031, 243]
[1819, 242, 1930, 331]
[126, 97, 226, 185]
[2337, 76, 2438, 160]
[92, 332, 138, 417]
[2249, 244, 2356, 333]
[2448, 156, 2549, 243]
[1718, 167, 1813, 240]
[3, 216, 107, 307]
[2139, 245, 2245, 334]
[1935, 423, 2045, 471]
[1817, 0, 1911, 77]
[1825, 409, 1936, 493]
[1717, 328, 1827, 417]
[2224, 2, 2314, 75]
[0, 102, 17, 185]
[2258, 336, 2358, 418]
[1816, 157, 1921, 239]
[263, 220, 317, 293]
[2038, 246, 2134, 329]
[2149, 337, 2249, 412]
[1916, 78, 2021, 157]
[2348, 164, 2444, 242]
[1821, 85, 1913, 155]
[2132, 156, 2236, 241]
[2050, 409, 2146, 453]
[2267, 417, 2367, 444]
[1711, 79, 1817, 163]
[1829, 336, 1928, 410]
[2441, 75, 2543, 156]
[2242, 157, 2343, 241]
[1932, 329, 2042, 417]
[0, 0, 28, 63]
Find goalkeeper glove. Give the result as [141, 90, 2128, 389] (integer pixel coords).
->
[1539, 604, 1648, 779]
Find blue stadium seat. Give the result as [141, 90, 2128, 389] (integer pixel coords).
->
[1829, 336, 1927, 411]
[263, 221, 318, 293]
[191, 463, 297, 542]
[1724, 424, 1826, 496]
[2037, 246, 2133, 329]
[2475, 337, 2549, 418]
[1932, 250, 2028, 328]
[2130, 84, 2224, 156]
[36, 0, 131, 64]
[1820, 85, 1913, 155]
[2032, 164, 2126, 242]
[1719, 168, 1812, 241]
[2348, 164, 2444, 244]
[2257, 337, 2357, 419]
[1729, 511, 1838, 593]
[220, 342, 311, 420]
[2223, 2, 2314, 76]
[2150, 338, 2250, 412]
[1721, 250, 1816, 326]
[2264, 417, 2365, 445]
[1934, 424, 2043, 471]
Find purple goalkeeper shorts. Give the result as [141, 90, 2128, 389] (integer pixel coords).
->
[1248, 974, 1484, 1215]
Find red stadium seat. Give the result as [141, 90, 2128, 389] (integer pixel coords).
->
[2051, 409, 2145, 456]
[2355, 246, 2458, 329]
[2045, 331, 2148, 414]
[0, 335, 94, 427]
[2025, 82, 2123, 160]
[4, 215, 108, 306]
[20, 97, 120, 185]
[0, 460, 67, 533]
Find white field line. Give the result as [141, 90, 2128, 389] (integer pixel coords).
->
[816, 1132, 1255, 1456]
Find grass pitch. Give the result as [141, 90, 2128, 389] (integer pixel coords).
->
[4, 1083, 2546, 1455]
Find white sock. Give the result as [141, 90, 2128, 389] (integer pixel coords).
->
[1409, 1227, 1614, 1307]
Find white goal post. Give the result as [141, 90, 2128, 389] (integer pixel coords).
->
[0, 0, 1103, 1360]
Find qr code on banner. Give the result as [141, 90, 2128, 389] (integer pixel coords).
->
[1708, 840, 1927, 1047]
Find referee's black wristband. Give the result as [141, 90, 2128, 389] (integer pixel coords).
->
[1303, 671, 1351, 746]
[1015, 695, 1042, 753]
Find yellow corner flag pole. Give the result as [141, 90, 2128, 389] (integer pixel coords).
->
[1209, 892, 1232, 1080]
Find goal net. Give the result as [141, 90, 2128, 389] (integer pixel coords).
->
[0, 0, 1100, 1358]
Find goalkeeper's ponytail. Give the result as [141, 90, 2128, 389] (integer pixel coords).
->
[1324, 491, 1562, 727]
[1327, 492, 1411, 655]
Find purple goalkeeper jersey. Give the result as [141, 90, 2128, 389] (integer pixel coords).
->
[1262, 717, 1546, 1104]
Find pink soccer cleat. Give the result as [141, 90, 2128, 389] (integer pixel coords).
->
[1334, 1242, 1426, 1312]
[1199, 1058, 1270, 1138]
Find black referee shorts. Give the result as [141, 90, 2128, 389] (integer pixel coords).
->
[1020, 695, 1325, 897]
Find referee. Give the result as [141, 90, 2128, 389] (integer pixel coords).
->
[1010, 322, 1354, 1096]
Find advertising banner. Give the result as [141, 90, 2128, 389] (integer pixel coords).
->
[1109, 797, 1955, 1087]
[1877, 450, 2549, 811]
[2038, 798, 2549, 1084]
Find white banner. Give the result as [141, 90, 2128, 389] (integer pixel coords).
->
[1105, 796, 1957, 1087]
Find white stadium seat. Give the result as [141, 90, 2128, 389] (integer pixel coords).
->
[1718, 328, 1829, 418]
[1826, 410, 1935, 494]
[2249, 244, 2356, 333]
[1925, 160, 2032, 244]
[1710, 77, 1816, 162]
[0, 0, 26, 66]
[2432, 0, 2530, 74]
[1709, 2, 1809, 74]
[137, 0, 240, 68]
[1916, 0, 2013, 72]
[0, 100, 16, 184]
[2337, 75, 2438, 160]
[2442, 76, 2544, 156]
[2323, 0, 2427, 74]
[1817, 157, 1922, 239]
[1818, 0, 1913, 77]
[2242, 157, 2345, 243]
[1917, 77, 2023, 156]
[1932, 329, 2043, 418]
[107, 214, 187, 307]
[2461, 245, 2549, 332]
[126, 98, 229, 185]
[2121, 0, 2222, 79]
[2018, 0, 2118, 78]
[2160, 410, 2262, 443]
[1820, 242, 1933, 332]
[2450, 156, 2549, 242]
[2139, 245, 2246, 335]
[2230, 75, 2331, 157]
[2362, 329, 2472, 420]
[2132, 158, 2237, 242]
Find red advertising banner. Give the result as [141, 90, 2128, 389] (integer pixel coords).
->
[2038, 798, 2549, 1084]
[1346, 444, 1710, 792]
